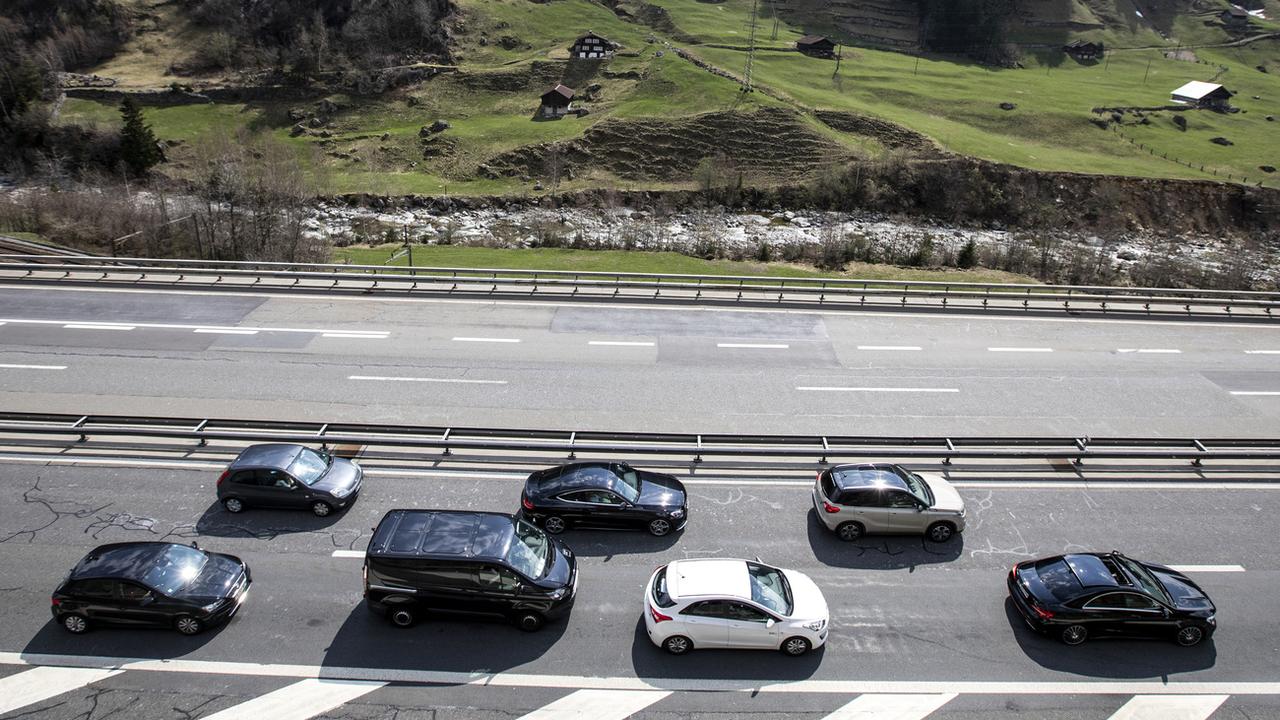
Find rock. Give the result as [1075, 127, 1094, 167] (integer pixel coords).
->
[655, 50, 664, 57]
[317, 130, 332, 138]
[1118, 250, 1138, 261]
[1254, 95, 1262, 100]
[419, 126, 432, 138]
[1173, 115, 1187, 130]
[1259, 65, 1269, 73]
[290, 123, 307, 137]
[406, 96, 421, 107]
[1210, 136, 1233, 146]
[430, 119, 450, 133]
[577, 107, 590, 116]
[287, 108, 307, 122]
[478, 36, 488, 46]
[999, 102, 1017, 111]
[1268, 115, 1276, 122]
[499, 35, 521, 50]
[309, 117, 323, 128]
[533, 182, 544, 191]
[381, 133, 390, 141]
[317, 98, 339, 115]
[1261, 165, 1277, 174]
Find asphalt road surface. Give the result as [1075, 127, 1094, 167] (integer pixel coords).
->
[2, 286, 1280, 436]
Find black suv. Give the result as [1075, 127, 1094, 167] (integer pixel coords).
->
[364, 509, 577, 631]
[217, 444, 362, 517]
[52, 542, 251, 636]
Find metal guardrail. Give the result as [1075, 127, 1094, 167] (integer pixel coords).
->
[1, 255, 1278, 320]
[0, 413, 1276, 468]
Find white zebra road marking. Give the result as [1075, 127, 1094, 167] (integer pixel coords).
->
[823, 693, 957, 720]
[200, 678, 386, 720]
[1107, 694, 1229, 720]
[515, 689, 672, 720]
[0, 666, 122, 715]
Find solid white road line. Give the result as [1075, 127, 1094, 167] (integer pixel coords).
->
[588, 341, 655, 347]
[193, 328, 259, 335]
[1166, 565, 1246, 573]
[1245, 350, 1280, 355]
[0, 317, 388, 337]
[1230, 391, 1280, 396]
[857, 346, 923, 351]
[348, 375, 508, 385]
[1107, 694, 1228, 720]
[823, 693, 957, 720]
[452, 336, 521, 343]
[517, 689, 672, 720]
[332, 550, 366, 558]
[796, 387, 960, 393]
[0, 363, 66, 370]
[200, 678, 386, 720]
[1118, 349, 1182, 354]
[988, 347, 1053, 353]
[4, 652, 1280, 695]
[63, 323, 134, 331]
[0, 666, 122, 715]
[717, 343, 790, 349]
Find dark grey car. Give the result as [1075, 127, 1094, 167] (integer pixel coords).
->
[217, 444, 362, 517]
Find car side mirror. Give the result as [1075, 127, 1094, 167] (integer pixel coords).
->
[766, 618, 776, 628]
[141, 594, 155, 605]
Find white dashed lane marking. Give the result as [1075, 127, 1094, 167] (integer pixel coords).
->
[857, 346, 922, 351]
[1165, 565, 1245, 573]
[0, 363, 66, 370]
[588, 341, 655, 347]
[63, 323, 134, 331]
[348, 375, 507, 385]
[797, 387, 959, 393]
[822, 693, 957, 720]
[1231, 391, 1280, 396]
[193, 328, 259, 335]
[988, 347, 1053, 353]
[717, 343, 790, 349]
[452, 336, 521, 343]
[1118, 348, 1181, 354]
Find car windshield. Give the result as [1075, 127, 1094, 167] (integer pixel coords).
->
[1116, 556, 1171, 603]
[614, 465, 641, 503]
[505, 518, 552, 578]
[287, 448, 330, 486]
[903, 471, 934, 505]
[746, 562, 794, 616]
[142, 545, 208, 595]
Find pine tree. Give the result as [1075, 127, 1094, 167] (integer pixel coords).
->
[119, 97, 164, 175]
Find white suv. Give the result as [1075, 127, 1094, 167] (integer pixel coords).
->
[642, 559, 829, 656]
[812, 463, 966, 543]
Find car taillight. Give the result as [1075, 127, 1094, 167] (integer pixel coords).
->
[217, 469, 230, 486]
[51, 597, 61, 607]
[521, 495, 534, 511]
[649, 604, 671, 623]
[822, 501, 840, 513]
[1031, 604, 1054, 620]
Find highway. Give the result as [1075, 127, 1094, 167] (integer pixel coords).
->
[1, 282, 1279, 718]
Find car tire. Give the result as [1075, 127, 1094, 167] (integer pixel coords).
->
[662, 635, 693, 655]
[389, 607, 416, 628]
[516, 612, 545, 632]
[781, 636, 811, 657]
[60, 613, 89, 634]
[648, 518, 672, 536]
[926, 522, 956, 543]
[543, 516, 567, 534]
[1060, 624, 1088, 646]
[175, 616, 204, 636]
[835, 521, 864, 542]
[222, 497, 245, 513]
[1176, 625, 1206, 647]
[311, 501, 333, 517]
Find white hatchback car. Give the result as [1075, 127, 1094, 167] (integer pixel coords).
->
[643, 558, 829, 656]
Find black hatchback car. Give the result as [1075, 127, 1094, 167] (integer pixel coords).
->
[217, 444, 362, 517]
[519, 462, 688, 536]
[364, 509, 577, 631]
[52, 542, 251, 636]
[1008, 551, 1216, 647]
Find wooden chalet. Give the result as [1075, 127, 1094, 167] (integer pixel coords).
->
[796, 35, 836, 58]
[1171, 81, 1232, 109]
[539, 84, 575, 118]
[570, 32, 616, 59]
[1063, 40, 1104, 61]
[1221, 7, 1251, 27]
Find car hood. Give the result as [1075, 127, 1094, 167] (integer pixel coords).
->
[310, 459, 361, 494]
[534, 540, 575, 590]
[179, 554, 245, 601]
[922, 474, 965, 513]
[783, 569, 829, 622]
[1152, 567, 1215, 611]
[637, 471, 686, 508]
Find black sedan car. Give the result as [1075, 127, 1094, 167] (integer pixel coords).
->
[217, 443, 362, 517]
[1008, 551, 1216, 647]
[520, 462, 688, 536]
[52, 542, 251, 635]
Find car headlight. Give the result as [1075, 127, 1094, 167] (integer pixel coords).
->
[201, 600, 225, 613]
[1207, 615, 1216, 625]
[548, 587, 569, 600]
[668, 509, 684, 519]
[331, 486, 352, 498]
[804, 619, 827, 632]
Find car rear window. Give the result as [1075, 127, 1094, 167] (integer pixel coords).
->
[1035, 559, 1083, 601]
[652, 566, 675, 608]
[819, 472, 838, 500]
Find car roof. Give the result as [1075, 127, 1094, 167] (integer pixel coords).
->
[230, 444, 305, 470]
[70, 542, 175, 581]
[367, 510, 516, 562]
[534, 463, 625, 495]
[667, 559, 751, 601]
[1063, 553, 1124, 588]
[829, 464, 910, 492]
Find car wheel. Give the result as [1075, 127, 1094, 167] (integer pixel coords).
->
[926, 522, 956, 543]
[175, 616, 204, 636]
[516, 612, 545, 632]
[60, 614, 89, 634]
[662, 635, 692, 655]
[781, 636, 812, 657]
[1060, 624, 1088, 646]
[311, 500, 333, 517]
[222, 497, 245, 513]
[648, 518, 672, 536]
[543, 516, 567, 534]
[1176, 625, 1205, 647]
[836, 521, 864, 542]
[390, 607, 416, 628]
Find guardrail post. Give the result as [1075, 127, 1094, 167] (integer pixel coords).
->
[1192, 439, 1207, 467]
[441, 428, 452, 456]
[567, 431, 576, 460]
[316, 423, 329, 451]
[944, 438, 955, 465]
[694, 435, 703, 464]
[194, 419, 209, 447]
[1074, 437, 1088, 465]
[819, 436, 829, 465]
[74, 415, 89, 442]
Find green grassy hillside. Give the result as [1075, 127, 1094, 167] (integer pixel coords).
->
[56, 0, 1280, 194]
